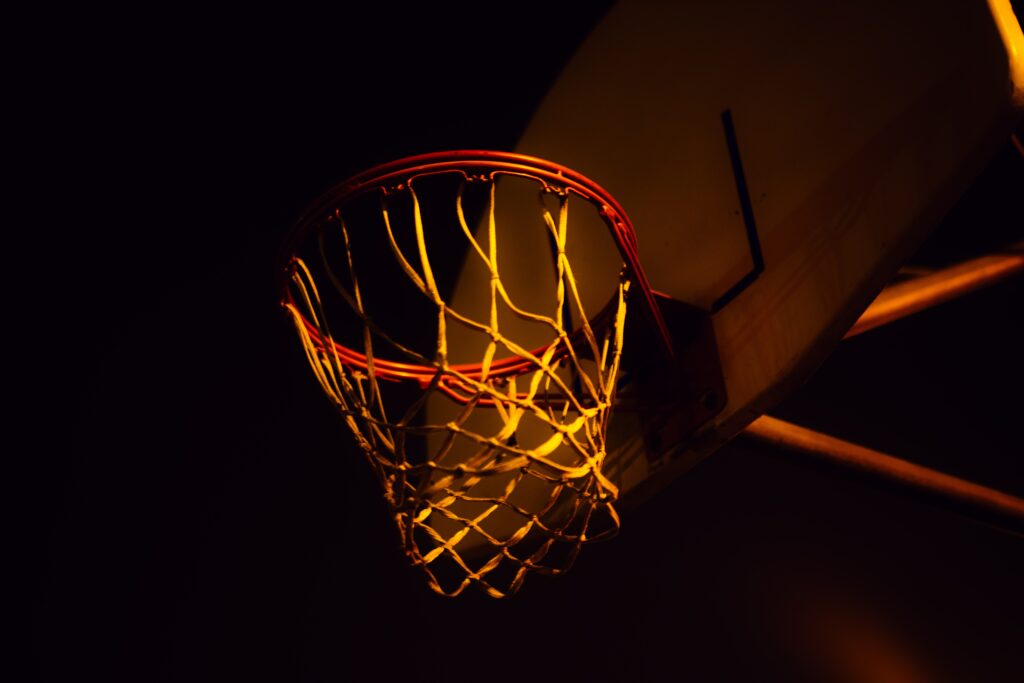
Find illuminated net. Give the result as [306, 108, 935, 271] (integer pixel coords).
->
[281, 153, 662, 597]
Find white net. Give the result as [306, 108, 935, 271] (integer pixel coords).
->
[283, 164, 633, 597]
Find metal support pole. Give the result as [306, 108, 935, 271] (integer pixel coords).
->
[846, 247, 1023, 338]
[741, 415, 1024, 533]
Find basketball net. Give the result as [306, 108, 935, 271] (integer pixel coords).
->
[281, 152, 668, 597]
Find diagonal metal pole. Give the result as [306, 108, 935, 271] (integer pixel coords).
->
[846, 245, 1024, 338]
[741, 415, 1024, 533]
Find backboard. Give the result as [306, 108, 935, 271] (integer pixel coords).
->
[444, 0, 1024, 505]
[282, 0, 1024, 595]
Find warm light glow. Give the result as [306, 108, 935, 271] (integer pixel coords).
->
[988, 0, 1024, 106]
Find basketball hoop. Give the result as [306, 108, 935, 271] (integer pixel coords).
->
[280, 150, 671, 597]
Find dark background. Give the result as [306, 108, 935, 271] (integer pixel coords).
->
[25, 4, 1023, 681]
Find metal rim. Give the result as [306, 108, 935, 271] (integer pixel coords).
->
[279, 149, 672, 391]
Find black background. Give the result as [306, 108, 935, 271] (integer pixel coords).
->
[26, 4, 1024, 681]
